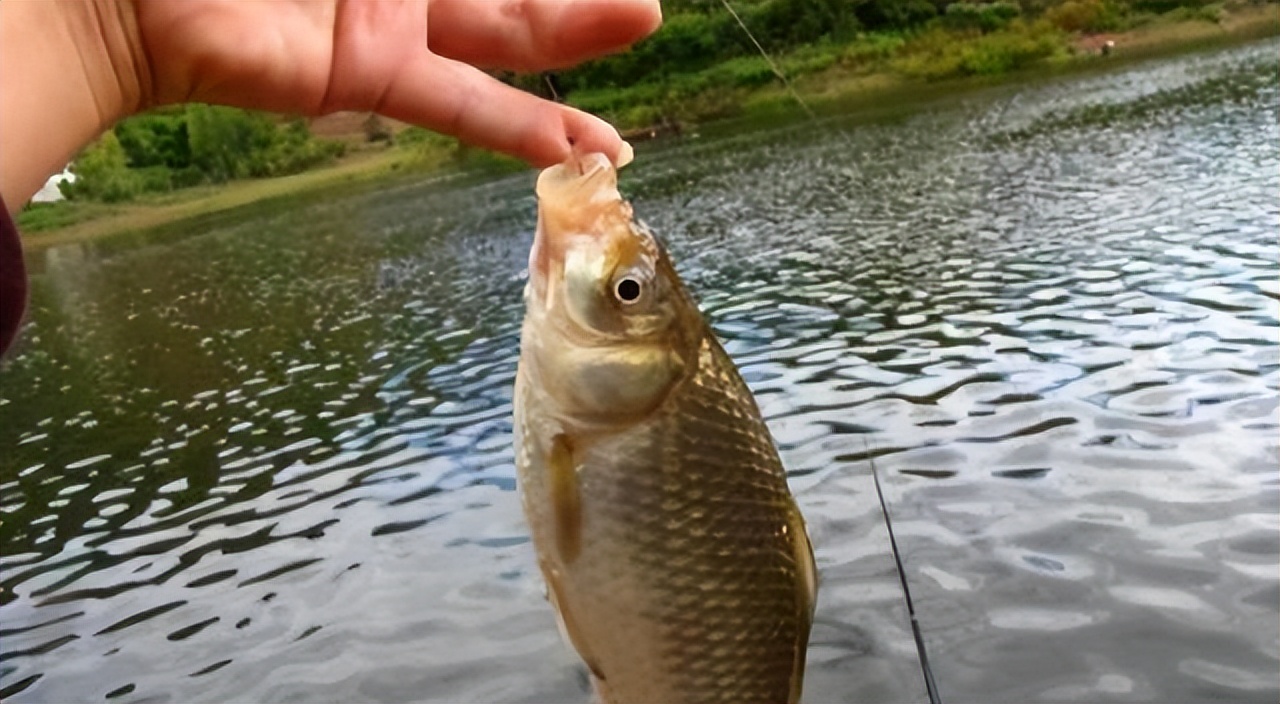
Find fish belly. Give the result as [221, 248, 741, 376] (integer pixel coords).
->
[515, 339, 808, 704]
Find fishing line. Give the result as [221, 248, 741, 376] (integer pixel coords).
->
[716, 0, 870, 200]
[718, 0, 818, 121]
[868, 439, 942, 704]
[716, 5, 943, 699]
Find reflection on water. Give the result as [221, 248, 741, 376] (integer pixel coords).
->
[2, 42, 1277, 703]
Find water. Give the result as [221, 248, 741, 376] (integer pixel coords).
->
[2, 42, 1277, 703]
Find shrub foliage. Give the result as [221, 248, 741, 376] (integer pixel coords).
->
[65, 106, 344, 202]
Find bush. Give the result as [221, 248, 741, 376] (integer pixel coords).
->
[1127, 0, 1214, 13]
[60, 132, 143, 202]
[398, 126, 521, 173]
[840, 33, 909, 69]
[63, 106, 345, 201]
[114, 110, 190, 169]
[1158, 2, 1224, 22]
[259, 119, 346, 175]
[742, 0, 863, 49]
[186, 105, 279, 181]
[779, 42, 846, 76]
[617, 103, 665, 129]
[1043, 0, 1125, 31]
[559, 12, 729, 91]
[942, 2, 1023, 31]
[894, 20, 1066, 79]
[959, 22, 1064, 72]
[558, 1, 879, 93]
[132, 165, 176, 193]
[569, 82, 665, 118]
[707, 56, 779, 88]
[394, 127, 462, 168]
[185, 107, 344, 182]
[853, 0, 940, 30]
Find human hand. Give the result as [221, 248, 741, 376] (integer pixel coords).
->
[128, 0, 661, 167]
[2, 0, 659, 206]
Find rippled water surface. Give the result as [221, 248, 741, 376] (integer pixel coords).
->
[3, 43, 1278, 703]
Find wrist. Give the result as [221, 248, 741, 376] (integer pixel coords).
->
[0, 0, 150, 206]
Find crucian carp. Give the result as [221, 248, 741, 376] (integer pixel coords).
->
[513, 152, 817, 704]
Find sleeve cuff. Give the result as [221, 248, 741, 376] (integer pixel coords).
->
[0, 195, 28, 356]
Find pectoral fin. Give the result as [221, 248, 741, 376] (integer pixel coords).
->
[548, 433, 582, 565]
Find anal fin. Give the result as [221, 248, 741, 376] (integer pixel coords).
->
[788, 502, 818, 704]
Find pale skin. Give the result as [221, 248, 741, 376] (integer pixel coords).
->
[0, 0, 662, 208]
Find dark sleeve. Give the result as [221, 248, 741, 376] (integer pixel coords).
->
[0, 196, 27, 356]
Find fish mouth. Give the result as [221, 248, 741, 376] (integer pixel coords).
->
[530, 152, 629, 282]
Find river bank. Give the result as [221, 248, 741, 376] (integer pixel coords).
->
[800, 6, 1276, 101]
[17, 5, 1277, 250]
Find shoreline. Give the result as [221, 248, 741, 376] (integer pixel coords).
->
[697, 5, 1279, 127]
[18, 7, 1278, 251]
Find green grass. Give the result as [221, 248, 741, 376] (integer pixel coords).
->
[891, 21, 1070, 80]
[17, 201, 123, 233]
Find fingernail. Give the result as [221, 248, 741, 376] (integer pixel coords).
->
[616, 141, 634, 169]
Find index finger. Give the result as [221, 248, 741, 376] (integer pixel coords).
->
[376, 51, 632, 167]
[427, 0, 662, 71]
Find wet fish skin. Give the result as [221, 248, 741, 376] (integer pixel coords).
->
[514, 153, 816, 704]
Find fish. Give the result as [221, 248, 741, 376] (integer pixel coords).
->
[513, 152, 817, 704]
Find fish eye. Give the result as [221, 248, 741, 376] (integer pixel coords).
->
[614, 277, 642, 304]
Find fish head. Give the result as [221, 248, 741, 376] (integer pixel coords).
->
[523, 153, 698, 427]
